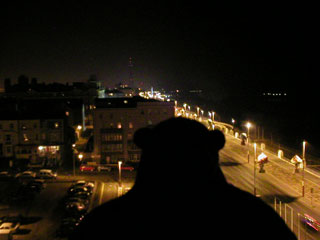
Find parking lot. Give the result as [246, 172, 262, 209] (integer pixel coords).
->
[0, 169, 136, 239]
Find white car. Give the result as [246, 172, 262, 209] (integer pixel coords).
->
[73, 180, 95, 189]
[38, 169, 57, 179]
[0, 222, 20, 234]
[97, 165, 111, 172]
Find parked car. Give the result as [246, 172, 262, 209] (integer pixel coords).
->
[0, 172, 12, 181]
[38, 169, 57, 179]
[65, 201, 87, 213]
[303, 214, 320, 232]
[79, 165, 96, 172]
[97, 165, 112, 172]
[0, 222, 20, 234]
[71, 180, 95, 191]
[69, 191, 91, 200]
[64, 197, 90, 208]
[15, 171, 36, 179]
[121, 165, 134, 171]
[68, 186, 92, 195]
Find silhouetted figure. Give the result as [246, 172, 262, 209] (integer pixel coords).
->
[70, 117, 297, 239]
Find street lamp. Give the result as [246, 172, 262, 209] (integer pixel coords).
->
[303, 140, 307, 167]
[254, 143, 257, 196]
[77, 153, 84, 176]
[246, 122, 251, 141]
[211, 111, 215, 121]
[76, 125, 82, 139]
[302, 141, 307, 197]
[118, 161, 122, 186]
[246, 122, 251, 163]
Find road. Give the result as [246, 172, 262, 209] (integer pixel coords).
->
[219, 134, 320, 239]
[0, 170, 136, 240]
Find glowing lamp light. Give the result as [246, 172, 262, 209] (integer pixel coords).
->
[78, 154, 83, 161]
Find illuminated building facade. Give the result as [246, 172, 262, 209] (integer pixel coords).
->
[0, 113, 71, 168]
[93, 96, 175, 164]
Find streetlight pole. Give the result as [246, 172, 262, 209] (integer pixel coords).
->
[302, 141, 307, 197]
[118, 161, 122, 187]
[254, 143, 257, 196]
[246, 122, 251, 163]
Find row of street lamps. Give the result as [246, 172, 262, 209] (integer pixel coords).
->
[245, 121, 308, 197]
[178, 103, 216, 122]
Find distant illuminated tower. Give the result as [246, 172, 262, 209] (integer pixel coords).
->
[128, 57, 134, 88]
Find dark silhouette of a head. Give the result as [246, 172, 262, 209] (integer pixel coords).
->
[133, 117, 226, 196]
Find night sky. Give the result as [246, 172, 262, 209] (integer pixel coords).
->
[0, 3, 316, 98]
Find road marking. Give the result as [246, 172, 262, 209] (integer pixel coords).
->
[99, 182, 104, 205]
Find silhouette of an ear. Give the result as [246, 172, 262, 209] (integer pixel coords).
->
[208, 130, 225, 151]
[133, 127, 153, 149]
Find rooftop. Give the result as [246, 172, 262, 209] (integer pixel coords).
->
[95, 96, 160, 109]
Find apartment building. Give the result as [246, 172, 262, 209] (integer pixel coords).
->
[0, 113, 69, 168]
[93, 96, 175, 164]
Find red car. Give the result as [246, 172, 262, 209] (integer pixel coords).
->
[304, 214, 320, 231]
[79, 165, 96, 172]
[121, 165, 134, 171]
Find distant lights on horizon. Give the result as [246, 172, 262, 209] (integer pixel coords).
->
[262, 92, 287, 96]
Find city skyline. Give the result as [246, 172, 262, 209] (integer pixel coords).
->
[1, 3, 316, 98]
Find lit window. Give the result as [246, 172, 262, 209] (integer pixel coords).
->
[23, 134, 29, 141]
[129, 122, 133, 129]
[117, 122, 122, 129]
[55, 122, 59, 128]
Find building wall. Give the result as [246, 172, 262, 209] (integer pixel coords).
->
[93, 101, 175, 164]
[0, 118, 66, 167]
[0, 120, 19, 158]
